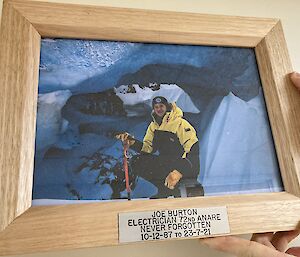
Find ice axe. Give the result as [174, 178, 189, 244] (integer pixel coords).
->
[123, 139, 131, 200]
[115, 132, 134, 200]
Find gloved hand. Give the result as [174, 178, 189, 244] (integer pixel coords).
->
[115, 132, 135, 146]
[165, 170, 183, 189]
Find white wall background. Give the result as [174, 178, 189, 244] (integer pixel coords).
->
[0, 0, 299, 256]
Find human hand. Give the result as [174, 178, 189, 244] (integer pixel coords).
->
[115, 132, 135, 146]
[164, 170, 182, 189]
[200, 230, 300, 257]
[290, 72, 300, 90]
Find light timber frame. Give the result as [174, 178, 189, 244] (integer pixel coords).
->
[0, 0, 300, 255]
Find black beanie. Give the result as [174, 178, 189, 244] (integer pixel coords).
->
[152, 96, 169, 108]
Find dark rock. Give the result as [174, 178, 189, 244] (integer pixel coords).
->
[63, 89, 126, 116]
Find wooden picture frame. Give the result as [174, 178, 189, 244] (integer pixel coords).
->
[1, 0, 300, 255]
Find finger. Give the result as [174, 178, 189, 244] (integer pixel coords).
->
[200, 236, 295, 257]
[171, 180, 179, 188]
[167, 180, 173, 189]
[271, 230, 300, 252]
[290, 72, 300, 90]
[286, 247, 300, 257]
[251, 233, 275, 249]
[166, 178, 175, 189]
[164, 178, 168, 187]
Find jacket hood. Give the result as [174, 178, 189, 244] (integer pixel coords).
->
[151, 103, 183, 125]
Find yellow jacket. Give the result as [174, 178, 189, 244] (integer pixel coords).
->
[141, 103, 198, 158]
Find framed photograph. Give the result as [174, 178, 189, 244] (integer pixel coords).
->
[1, 0, 300, 255]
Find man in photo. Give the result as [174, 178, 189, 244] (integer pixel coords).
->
[116, 96, 202, 198]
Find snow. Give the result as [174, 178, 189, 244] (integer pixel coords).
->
[39, 39, 138, 92]
[32, 197, 150, 206]
[33, 39, 283, 203]
[33, 88, 283, 202]
[35, 90, 72, 155]
[115, 83, 200, 116]
[200, 91, 282, 195]
[33, 85, 283, 203]
[39, 38, 257, 96]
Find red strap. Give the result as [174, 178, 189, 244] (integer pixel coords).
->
[123, 141, 131, 193]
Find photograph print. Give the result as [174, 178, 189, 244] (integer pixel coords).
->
[32, 39, 283, 204]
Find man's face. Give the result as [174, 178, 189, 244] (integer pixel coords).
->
[153, 103, 167, 117]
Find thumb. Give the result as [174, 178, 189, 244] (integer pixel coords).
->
[290, 72, 300, 90]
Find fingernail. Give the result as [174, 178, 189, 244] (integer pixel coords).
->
[292, 72, 300, 77]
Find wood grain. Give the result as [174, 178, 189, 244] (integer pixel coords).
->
[0, 1, 40, 232]
[10, 0, 278, 47]
[0, 192, 300, 256]
[255, 22, 300, 196]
